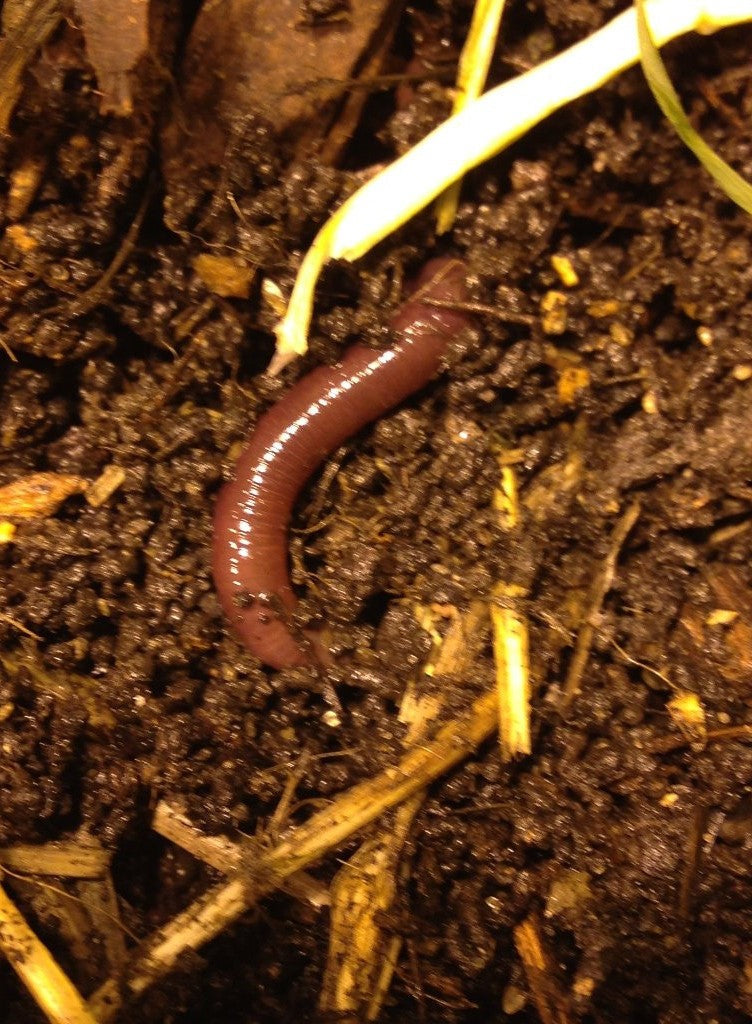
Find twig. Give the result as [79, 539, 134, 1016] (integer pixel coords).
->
[319, 802, 416, 1019]
[561, 501, 640, 707]
[0, 838, 109, 879]
[90, 687, 499, 1017]
[152, 801, 328, 907]
[0, 612, 42, 641]
[60, 179, 153, 317]
[321, 602, 487, 1018]
[423, 295, 534, 325]
[650, 722, 752, 755]
[266, 749, 312, 840]
[152, 802, 244, 875]
[0, 877, 97, 1024]
[678, 804, 706, 921]
[491, 590, 531, 759]
[491, 460, 532, 759]
[707, 724, 752, 742]
[318, 6, 401, 165]
[514, 915, 573, 1024]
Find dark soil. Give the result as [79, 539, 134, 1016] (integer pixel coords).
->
[2, 1, 752, 1021]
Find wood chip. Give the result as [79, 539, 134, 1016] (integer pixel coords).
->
[557, 365, 590, 405]
[7, 151, 47, 221]
[0, 472, 86, 518]
[192, 253, 255, 299]
[85, 465, 125, 507]
[667, 692, 707, 746]
[551, 254, 579, 287]
[540, 290, 568, 334]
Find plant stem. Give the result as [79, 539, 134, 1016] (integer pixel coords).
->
[434, 0, 508, 235]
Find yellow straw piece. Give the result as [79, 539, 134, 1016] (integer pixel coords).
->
[0, 878, 98, 1024]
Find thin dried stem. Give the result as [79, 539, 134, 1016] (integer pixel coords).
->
[0, 877, 97, 1024]
[90, 687, 498, 1017]
[561, 501, 640, 706]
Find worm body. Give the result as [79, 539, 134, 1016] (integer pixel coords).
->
[213, 258, 471, 669]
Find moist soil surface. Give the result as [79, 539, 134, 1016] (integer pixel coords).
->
[2, 1, 752, 1022]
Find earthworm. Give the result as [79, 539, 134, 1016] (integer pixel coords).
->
[213, 257, 472, 669]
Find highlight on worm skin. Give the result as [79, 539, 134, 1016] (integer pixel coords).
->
[213, 257, 474, 669]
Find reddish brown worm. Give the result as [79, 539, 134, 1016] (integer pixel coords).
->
[213, 257, 472, 669]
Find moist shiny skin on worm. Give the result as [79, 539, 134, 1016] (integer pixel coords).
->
[213, 258, 474, 669]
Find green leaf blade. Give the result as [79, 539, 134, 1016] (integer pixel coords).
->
[636, 0, 752, 216]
